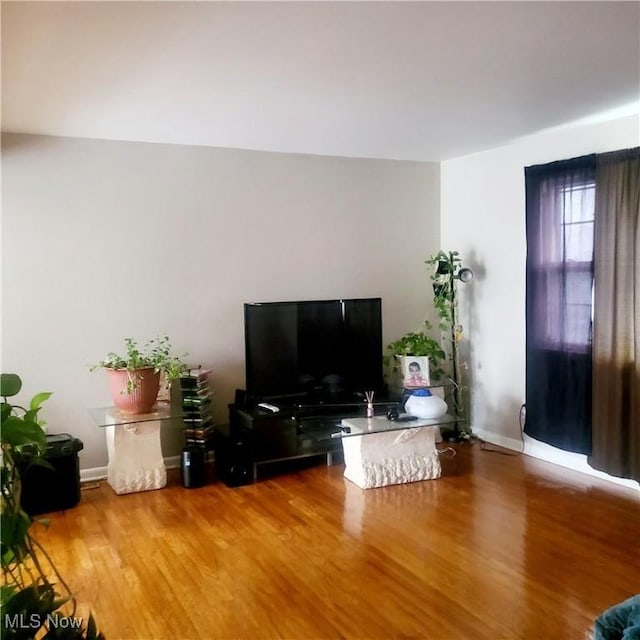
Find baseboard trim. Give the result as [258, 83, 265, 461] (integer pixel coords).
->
[472, 428, 524, 454]
[164, 455, 181, 470]
[473, 427, 639, 491]
[80, 466, 108, 483]
[80, 455, 182, 484]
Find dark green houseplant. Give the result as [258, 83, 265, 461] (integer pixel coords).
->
[1, 373, 104, 639]
[425, 250, 474, 425]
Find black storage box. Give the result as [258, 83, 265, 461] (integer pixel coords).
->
[214, 424, 253, 487]
[19, 434, 83, 516]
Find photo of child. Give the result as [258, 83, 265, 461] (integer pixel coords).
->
[402, 357, 430, 388]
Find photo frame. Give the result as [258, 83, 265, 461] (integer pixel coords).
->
[401, 356, 430, 388]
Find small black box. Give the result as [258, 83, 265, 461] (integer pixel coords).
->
[214, 425, 253, 487]
[19, 434, 83, 516]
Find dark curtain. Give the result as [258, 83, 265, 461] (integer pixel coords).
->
[589, 148, 640, 481]
[525, 155, 596, 454]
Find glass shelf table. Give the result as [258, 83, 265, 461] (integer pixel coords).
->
[90, 403, 185, 495]
[335, 414, 457, 489]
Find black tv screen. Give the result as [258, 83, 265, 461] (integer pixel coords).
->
[244, 298, 383, 404]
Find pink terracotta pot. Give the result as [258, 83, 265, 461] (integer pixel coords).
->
[106, 367, 160, 414]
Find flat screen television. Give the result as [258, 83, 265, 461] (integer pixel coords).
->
[244, 298, 383, 405]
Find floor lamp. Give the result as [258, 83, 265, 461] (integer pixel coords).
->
[430, 252, 474, 437]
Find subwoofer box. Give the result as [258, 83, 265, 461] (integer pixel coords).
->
[214, 425, 253, 487]
[19, 434, 84, 516]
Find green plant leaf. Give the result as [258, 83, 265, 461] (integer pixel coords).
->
[86, 613, 105, 640]
[1, 548, 17, 568]
[0, 583, 18, 604]
[0, 511, 31, 552]
[86, 614, 98, 639]
[1, 583, 60, 624]
[0, 374, 22, 398]
[30, 392, 53, 411]
[1, 416, 46, 449]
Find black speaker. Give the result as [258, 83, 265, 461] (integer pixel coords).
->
[214, 426, 253, 487]
[233, 389, 247, 410]
[181, 447, 206, 488]
[19, 434, 83, 516]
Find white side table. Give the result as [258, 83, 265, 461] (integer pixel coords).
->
[90, 405, 183, 495]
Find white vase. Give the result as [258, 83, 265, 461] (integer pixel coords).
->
[404, 389, 448, 419]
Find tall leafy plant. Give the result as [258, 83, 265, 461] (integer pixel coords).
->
[384, 249, 473, 436]
[1, 373, 104, 639]
[425, 250, 470, 422]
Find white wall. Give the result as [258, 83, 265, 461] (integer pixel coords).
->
[441, 113, 639, 488]
[2, 133, 441, 471]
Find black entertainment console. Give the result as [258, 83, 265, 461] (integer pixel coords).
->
[218, 395, 399, 486]
[220, 296, 397, 485]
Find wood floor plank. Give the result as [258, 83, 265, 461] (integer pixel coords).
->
[30, 441, 639, 639]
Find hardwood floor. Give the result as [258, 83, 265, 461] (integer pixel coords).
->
[33, 442, 639, 640]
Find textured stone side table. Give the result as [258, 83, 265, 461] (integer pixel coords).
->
[90, 404, 183, 495]
[339, 415, 454, 489]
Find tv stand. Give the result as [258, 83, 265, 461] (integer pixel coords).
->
[222, 397, 398, 485]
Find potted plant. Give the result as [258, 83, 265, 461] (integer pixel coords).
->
[384, 320, 446, 391]
[91, 336, 185, 414]
[1, 373, 104, 639]
[385, 250, 474, 440]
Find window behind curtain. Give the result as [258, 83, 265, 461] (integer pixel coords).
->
[524, 155, 596, 454]
[542, 181, 595, 350]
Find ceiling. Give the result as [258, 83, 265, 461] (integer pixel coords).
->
[2, 1, 639, 162]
